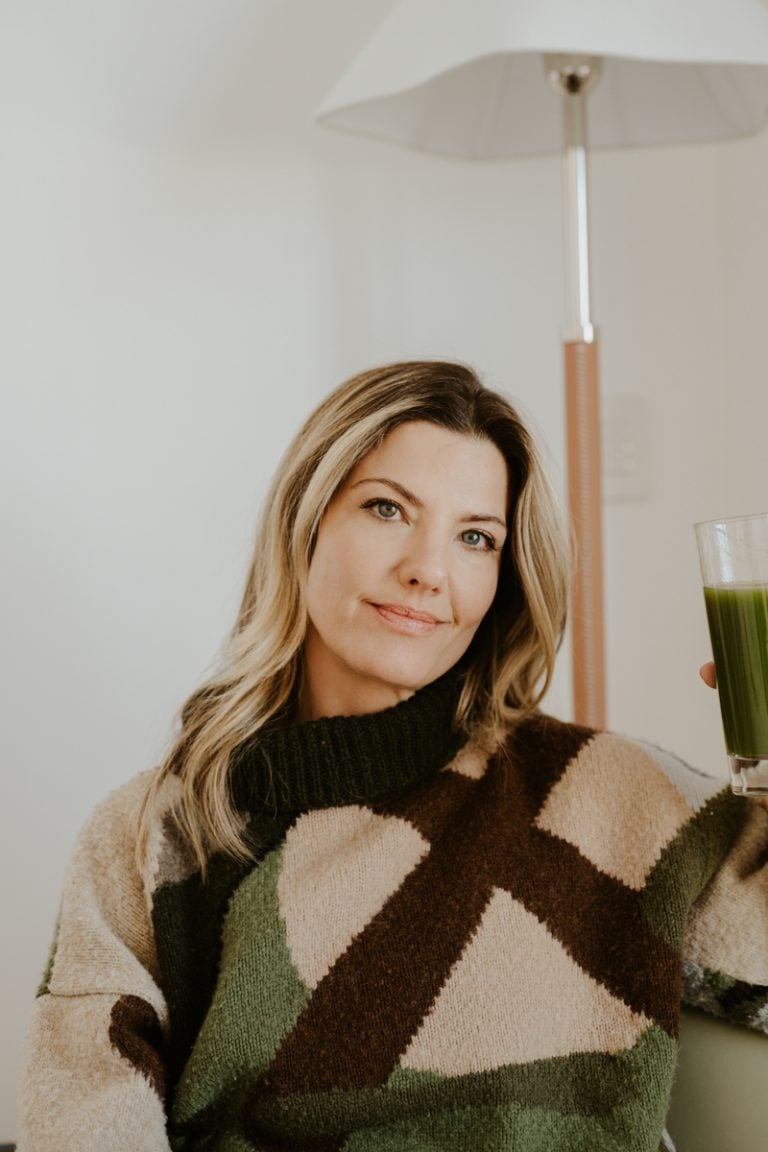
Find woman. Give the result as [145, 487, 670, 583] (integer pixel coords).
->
[19, 361, 768, 1152]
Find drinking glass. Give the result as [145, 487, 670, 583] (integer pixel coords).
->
[696, 513, 768, 795]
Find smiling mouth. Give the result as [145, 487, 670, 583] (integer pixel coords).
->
[371, 602, 446, 635]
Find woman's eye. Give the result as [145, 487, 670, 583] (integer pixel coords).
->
[461, 529, 495, 551]
[363, 499, 401, 520]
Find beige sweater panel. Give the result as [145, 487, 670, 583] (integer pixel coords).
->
[18, 770, 182, 1152]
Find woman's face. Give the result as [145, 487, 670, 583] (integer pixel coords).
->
[302, 421, 509, 719]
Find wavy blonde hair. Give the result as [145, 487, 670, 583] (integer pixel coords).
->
[140, 361, 569, 869]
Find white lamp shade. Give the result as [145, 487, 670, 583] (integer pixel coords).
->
[316, 0, 768, 158]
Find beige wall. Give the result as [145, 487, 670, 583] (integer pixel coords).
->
[2, 0, 767, 1138]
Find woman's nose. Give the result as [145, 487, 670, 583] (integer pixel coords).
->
[397, 535, 447, 592]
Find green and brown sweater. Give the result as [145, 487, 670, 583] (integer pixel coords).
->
[19, 672, 768, 1151]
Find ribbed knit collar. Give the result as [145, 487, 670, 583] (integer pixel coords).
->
[231, 667, 466, 813]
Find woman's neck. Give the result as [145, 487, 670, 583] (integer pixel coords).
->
[299, 624, 418, 720]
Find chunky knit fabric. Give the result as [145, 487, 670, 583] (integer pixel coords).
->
[19, 673, 768, 1152]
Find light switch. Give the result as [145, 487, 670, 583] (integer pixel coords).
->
[602, 394, 652, 503]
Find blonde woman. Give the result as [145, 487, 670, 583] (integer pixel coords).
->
[19, 362, 768, 1152]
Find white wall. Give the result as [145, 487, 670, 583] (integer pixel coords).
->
[2, 0, 767, 1138]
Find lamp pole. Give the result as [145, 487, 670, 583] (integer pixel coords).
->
[546, 56, 605, 729]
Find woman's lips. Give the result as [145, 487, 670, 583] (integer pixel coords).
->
[371, 602, 444, 635]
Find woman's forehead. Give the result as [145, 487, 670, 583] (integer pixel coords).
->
[344, 422, 509, 514]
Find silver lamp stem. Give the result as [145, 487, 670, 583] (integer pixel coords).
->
[563, 88, 594, 343]
[546, 54, 601, 342]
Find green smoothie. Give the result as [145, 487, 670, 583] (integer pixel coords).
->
[704, 583, 768, 756]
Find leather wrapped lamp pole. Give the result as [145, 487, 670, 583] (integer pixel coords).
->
[315, 0, 768, 727]
[547, 55, 605, 727]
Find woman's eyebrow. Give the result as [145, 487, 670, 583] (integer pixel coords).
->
[351, 476, 506, 529]
[350, 476, 422, 506]
[459, 513, 507, 529]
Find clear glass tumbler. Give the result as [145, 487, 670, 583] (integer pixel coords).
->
[696, 513, 768, 795]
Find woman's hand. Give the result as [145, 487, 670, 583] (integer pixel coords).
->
[699, 662, 717, 689]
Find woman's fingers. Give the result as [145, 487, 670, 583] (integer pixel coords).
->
[699, 662, 717, 689]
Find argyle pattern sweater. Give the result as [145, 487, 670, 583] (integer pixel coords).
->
[19, 673, 768, 1152]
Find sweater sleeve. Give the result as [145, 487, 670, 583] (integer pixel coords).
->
[682, 794, 768, 1033]
[17, 773, 173, 1152]
[632, 739, 768, 1034]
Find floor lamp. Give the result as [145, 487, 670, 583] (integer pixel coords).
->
[315, 0, 768, 728]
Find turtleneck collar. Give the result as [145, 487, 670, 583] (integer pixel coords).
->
[231, 666, 466, 813]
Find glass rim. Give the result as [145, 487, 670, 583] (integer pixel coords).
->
[695, 511, 768, 531]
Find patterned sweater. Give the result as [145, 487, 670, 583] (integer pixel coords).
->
[19, 672, 768, 1152]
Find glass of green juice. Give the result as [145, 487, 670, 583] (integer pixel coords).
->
[696, 513, 768, 795]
